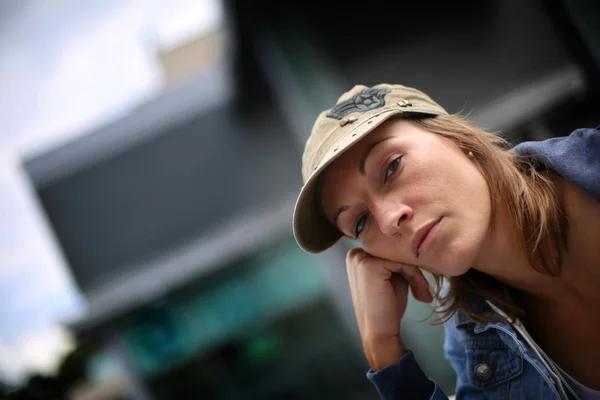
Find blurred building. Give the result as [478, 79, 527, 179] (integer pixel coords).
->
[157, 28, 226, 88]
[21, 0, 600, 399]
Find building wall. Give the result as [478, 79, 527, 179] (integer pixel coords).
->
[157, 30, 226, 88]
[34, 101, 301, 293]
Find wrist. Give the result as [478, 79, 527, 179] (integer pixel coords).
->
[363, 334, 407, 371]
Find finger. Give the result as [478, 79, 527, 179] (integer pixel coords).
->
[407, 268, 433, 303]
[346, 248, 370, 266]
[385, 262, 432, 303]
[390, 274, 410, 298]
[345, 248, 369, 313]
[411, 284, 433, 303]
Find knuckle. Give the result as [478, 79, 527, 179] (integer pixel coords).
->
[357, 259, 370, 271]
[346, 248, 360, 261]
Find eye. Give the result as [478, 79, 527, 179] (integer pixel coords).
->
[354, 213, 369, 238]
[384, 157, 402, 181]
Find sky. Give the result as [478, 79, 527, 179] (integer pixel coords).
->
[0, 0, 222, 383]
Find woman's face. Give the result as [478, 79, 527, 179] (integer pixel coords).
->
[320, 118, 491, 276]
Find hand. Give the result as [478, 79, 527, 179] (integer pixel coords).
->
[346, 248, 433, 371]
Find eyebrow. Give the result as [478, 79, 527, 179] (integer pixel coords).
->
[359, 137, 392, 175]
[332, 136, 393, 233]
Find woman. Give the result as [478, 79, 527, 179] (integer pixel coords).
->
[292, 83, 600, 399]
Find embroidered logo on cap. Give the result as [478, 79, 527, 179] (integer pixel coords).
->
[326, 88, 390, 120]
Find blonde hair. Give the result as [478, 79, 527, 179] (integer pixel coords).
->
[408, 114, 568, 323]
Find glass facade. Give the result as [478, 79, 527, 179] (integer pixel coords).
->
[110, 239, 376, 399]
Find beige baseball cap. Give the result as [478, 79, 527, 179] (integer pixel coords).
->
[293, 83, 448, 253]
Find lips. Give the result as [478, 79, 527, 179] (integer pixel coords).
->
[410, 218, 442, 258]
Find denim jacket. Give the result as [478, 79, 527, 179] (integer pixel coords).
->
[367, 298, 566, 399]
[445, 303, 563, 399]
[367, 127, 600, 399]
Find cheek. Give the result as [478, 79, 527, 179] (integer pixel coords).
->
[361, 236, 413, 264]
[440, 158, 491, 217]
[360, 237, 387, 258]
[461, 171, 492, 225]
[434, 198, 491, 276]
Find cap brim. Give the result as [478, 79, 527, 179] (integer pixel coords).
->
[293, 180, 342, 253]
[293, 109, 414, 253]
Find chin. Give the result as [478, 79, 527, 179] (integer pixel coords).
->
[423, 258, 470, 277]
[430, 237, 480, 277]
[439, 263, 471, 277]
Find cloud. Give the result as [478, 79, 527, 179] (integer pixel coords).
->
[17, 325, 75, 376]
[0, 151, 82, 345]
[0, 325, 75, 383]
[0, 338, 24, 383]
[0, 0, 223, 158]
[154, 0, 222, 49]
[3, 1, 162, 158]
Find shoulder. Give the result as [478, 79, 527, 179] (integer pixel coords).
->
[513, 127, 600, 201]
[513, 126, 600, 159]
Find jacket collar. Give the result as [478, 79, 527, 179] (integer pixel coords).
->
[454, 296, 513, 330]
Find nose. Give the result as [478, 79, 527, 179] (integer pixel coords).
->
[372, 199, 413, 237]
